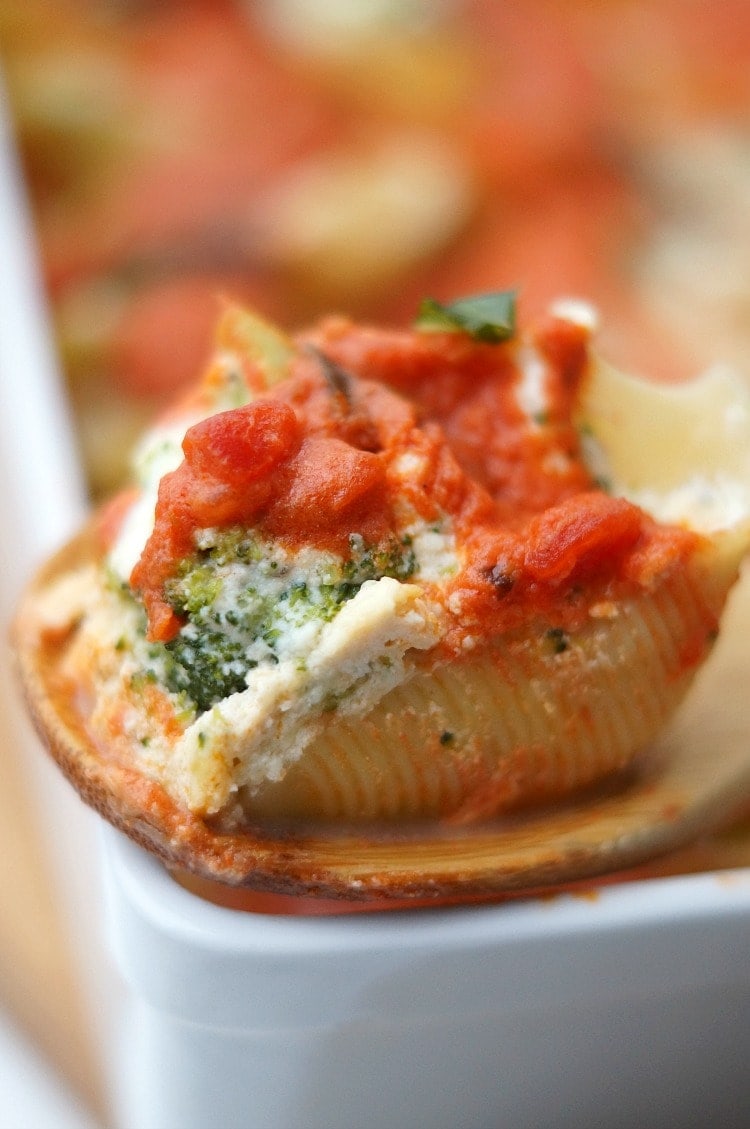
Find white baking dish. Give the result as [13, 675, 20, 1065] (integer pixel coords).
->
[0, 77, 122, 1124]
[105, 830, 750, 1129]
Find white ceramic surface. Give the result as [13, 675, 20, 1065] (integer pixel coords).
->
[105, 830, 750, 1129]
[0, 79, 119, 1127]
[0, 1012, 100, 1129]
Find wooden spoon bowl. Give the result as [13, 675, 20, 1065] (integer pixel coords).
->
[13, 519, 750, 905]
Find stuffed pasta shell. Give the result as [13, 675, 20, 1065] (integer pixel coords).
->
[14, 293, 750, 885]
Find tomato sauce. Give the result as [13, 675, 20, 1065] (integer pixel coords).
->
[305, 313, 594, 523]
[128, 316, 700, 648]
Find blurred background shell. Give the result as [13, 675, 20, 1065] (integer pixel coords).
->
[3, 0, 750, 495]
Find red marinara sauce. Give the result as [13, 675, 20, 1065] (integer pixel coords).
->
[304, 314, 703, 646]
[127, 314, 701, 648]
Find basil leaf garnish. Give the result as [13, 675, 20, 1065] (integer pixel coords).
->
[415, 290, 517, 343]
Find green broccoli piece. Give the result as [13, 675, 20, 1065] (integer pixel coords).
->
[150, 527, 417, 714]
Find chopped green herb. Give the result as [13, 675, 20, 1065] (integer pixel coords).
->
[440, 730, 455, 746]
[320, 691, 340, 714]
[130, 669, 158, 691]
[415, 291, 517, 343]
[546, 627, 570, 655]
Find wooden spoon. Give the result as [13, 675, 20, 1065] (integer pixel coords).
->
[13, 516, 750, 904]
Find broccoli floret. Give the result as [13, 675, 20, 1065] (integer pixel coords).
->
[146, 527, 416, 714]
[164, 629, 256, 713]
[167, 566, 223, 617]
